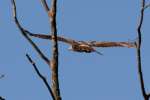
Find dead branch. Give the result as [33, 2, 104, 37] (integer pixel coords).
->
[11, 0, 49, 65]
[26, 54, 55, 100]
[48, 0, 62, 99]
[136, 0, 150, 100]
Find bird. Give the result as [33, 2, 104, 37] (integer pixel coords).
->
[68, 42, 103, 55]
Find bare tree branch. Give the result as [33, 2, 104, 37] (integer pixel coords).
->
[26, 54, 55, 100]
[40, 0, 49, 12]
[48, 0, 62, 99]
[136, 0, 150, 100]
[11, 0, 49, 65]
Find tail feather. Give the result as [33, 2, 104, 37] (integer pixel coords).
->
[94, 50, 103, 55]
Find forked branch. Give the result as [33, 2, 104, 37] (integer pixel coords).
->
[11, 0, 49, 65]
[136, 0, 150, 100]
[26, 54, 55, 100]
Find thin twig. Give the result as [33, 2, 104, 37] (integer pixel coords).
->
[26, 54, 55, 100]
[48, 0, 61, 100]
[11, 0, 49, 65]
[40, 0, 49, 12]
[136, 0, 149, 100]
[25, 31, 136, 48]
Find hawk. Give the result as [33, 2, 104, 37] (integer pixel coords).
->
[68, 41, 103, 55]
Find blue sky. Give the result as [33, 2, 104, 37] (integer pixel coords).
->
[0, 0, 150, 100]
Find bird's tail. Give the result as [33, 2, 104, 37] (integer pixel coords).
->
[94, 50, 103, 55]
